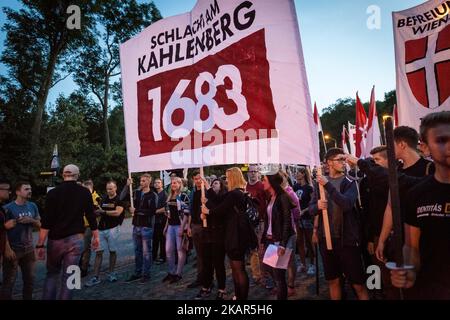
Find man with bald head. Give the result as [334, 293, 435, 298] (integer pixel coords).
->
[37, 164, 99, 300]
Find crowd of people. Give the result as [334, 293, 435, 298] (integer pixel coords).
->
[0, 110, 448, 300]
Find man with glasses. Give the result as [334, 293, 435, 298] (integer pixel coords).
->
[2, 182, 41, 300]
[245, 165, 268, 287]
[309, 148, 369, 300]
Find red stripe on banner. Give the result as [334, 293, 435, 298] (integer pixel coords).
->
[436, 24, 450, 53]
[137, 29, 277, 157]
[407, 68, 429, 108]
[405, 37, 428, 64]
[436, 60, 450, 105]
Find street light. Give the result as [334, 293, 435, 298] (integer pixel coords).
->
[324, 134, 337, 148]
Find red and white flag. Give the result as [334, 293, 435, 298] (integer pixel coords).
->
[120, 0, 320, 171]
[341, 125, 350, 154]
[348, 122, 356, 156]
[313, 102, 323, 133]
[393, 104, 399, 128]
[393, 0, 450, 130]
[355, 92, 367, 157]
[363, 86, 382, 157]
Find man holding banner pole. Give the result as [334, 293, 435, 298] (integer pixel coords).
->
[390, 111, 450, 299]
[187, 170, 210, 289]
[309, 148, 369, 300]
[123, 173, 158, 284]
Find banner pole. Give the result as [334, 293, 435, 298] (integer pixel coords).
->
[199, 167, 207, 228]
[128, 172, 134, 210]
[318, 166, 332, 250]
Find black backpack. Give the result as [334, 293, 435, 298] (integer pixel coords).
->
[243, 193, 259, 228]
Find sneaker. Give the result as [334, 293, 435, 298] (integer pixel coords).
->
[107, 272, 118, 282]
[187, 279, 201, 289]
[162, 273, 174, 283]
[85, 276, 101, 287]
[216, 290, 226, 300]
[156, 258, 166, 265]
[307, 264, 316, 275]
[139, 276, 150, 284]
[265, 278, 274, 290]
[125, 273, 141, 283]
[169, 275, 182, 284]
[195, 288, 211, 300]
[297, 263, 307, 273]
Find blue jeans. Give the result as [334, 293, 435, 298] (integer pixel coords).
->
[165, 225, 186, 276]
[133, 226, 153, 277]
[42, 234, 84, 300]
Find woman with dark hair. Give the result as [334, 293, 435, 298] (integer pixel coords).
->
[293, 167, 316, 275]
[261, 172, 296, 300]
[201, 168, 256, 300]
[195, 178, 228, 300]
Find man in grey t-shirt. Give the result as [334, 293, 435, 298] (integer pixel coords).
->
[1, 182, 41, 300]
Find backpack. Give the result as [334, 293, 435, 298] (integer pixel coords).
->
[243, 193, 259, 228]
[230, 191, 259, 252]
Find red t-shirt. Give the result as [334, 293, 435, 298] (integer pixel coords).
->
[246, 181, 268, 221]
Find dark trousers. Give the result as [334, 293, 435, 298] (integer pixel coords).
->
[79, 227, 92, 272]
[269, 267, 287, 300]
[152, 222, 166, 261]
[191, 224, 204, 282]
[263, 240, 288, 300]
[1, 249, 35, 300]
[200, 241, 226, 290]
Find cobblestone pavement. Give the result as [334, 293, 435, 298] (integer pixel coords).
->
[5, 218, 329, 300]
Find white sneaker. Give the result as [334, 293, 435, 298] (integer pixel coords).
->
[307, 264, 316, 275]
[85, 276, 101, 287]
[107, 272, 118, 282]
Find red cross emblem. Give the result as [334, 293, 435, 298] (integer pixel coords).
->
[405, 24, 450, 109]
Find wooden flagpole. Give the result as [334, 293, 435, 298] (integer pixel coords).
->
[384, 116, 407, 300]
[317, 166, 332, 250]
[199, 167, 207, 228]
[128, 172, 134, 210]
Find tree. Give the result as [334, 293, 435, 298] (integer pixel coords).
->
[71, 0, 162, 151]
[1, 0, 98, 154]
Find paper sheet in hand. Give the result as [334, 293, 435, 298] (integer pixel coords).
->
[263, 244, 292, 269]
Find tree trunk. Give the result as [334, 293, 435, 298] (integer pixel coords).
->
[103, 77, 111, 151]
[31, 47, 60, 152]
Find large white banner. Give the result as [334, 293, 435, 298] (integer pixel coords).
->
[393, 0, 450, 130]
[120, 0, 318, 172]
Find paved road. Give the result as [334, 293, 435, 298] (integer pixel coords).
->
[4, 218, 329, 300]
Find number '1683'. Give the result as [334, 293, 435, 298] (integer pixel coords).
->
[148, 64, 249, 141]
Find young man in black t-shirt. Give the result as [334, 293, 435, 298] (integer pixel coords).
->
[372, 126, 435, 266]
[391, 111, 450, 299]
[394, 126, 435, 177]
[85, 181, 124, 287]
[153, 178, 168, 264]
[124, 173, 158, 284]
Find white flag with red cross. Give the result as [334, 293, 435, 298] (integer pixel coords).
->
[393, 0, 450, 130]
